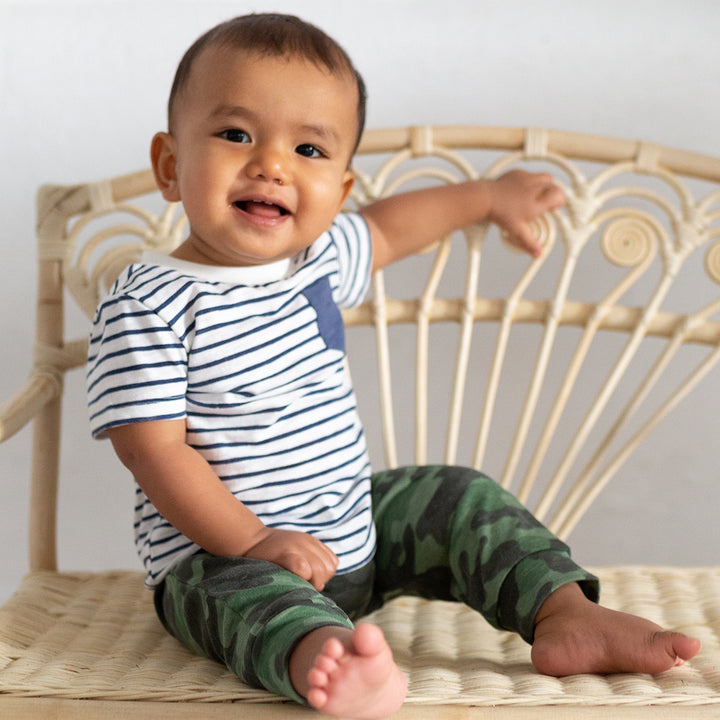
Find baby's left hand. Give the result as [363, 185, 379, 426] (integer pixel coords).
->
[488, 170, 565, 258]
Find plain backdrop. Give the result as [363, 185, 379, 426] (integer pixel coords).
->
[1, 0, 719, 603]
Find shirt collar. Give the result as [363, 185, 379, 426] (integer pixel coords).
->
[141, 251, 292, 285]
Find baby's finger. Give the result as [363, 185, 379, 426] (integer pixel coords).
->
[540, 182, 565, 210]
[281, 552, 314, 583]
[311, 535, 339, 571]
[504, 224, 542, 258]
[306, 557, 335, 591]
[319, 549, 340, 584]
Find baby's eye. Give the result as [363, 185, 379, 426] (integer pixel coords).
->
[221, 128, 251, 143]
[296, 144, 324, 158]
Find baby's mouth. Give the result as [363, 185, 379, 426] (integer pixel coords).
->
[234, 199, 289, 218]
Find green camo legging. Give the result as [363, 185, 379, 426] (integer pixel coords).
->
[154, 465, 599, 703]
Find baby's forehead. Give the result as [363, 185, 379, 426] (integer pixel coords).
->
[178, 45, 349, 110]
[175, 44, 360, 136]
[192, 43, 355, 88]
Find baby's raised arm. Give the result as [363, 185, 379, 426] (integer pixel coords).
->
[362, 170, 564, 272]
[107, 419, 338, 590]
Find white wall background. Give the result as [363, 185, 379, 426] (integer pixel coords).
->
[1, 0, 719, 604]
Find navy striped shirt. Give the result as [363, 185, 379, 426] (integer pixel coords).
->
[87, 213, 376, 587]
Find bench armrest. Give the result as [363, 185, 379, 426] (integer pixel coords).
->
[0, 372, 62, 443]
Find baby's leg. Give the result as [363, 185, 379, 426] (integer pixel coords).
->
[369, 465, 600, 643]
[531, 582, 701, 676]
[370, 465, 700, 675]
[154, 552, 357, 705]
[290, 623, 407, 720]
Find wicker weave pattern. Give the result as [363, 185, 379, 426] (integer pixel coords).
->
[0, 568, 718, 707]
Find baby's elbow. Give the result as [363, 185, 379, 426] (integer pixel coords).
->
[106, 424, 145, 471]
[106, 418, 186, 472]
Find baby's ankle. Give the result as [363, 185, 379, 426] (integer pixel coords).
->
[534, 582, 589, 628]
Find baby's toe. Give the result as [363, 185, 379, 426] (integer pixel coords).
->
[314, 653, 339, 675]
[321, 636, 347, 661]
[306, 686, 329, 710]
[665, 632, 701, 664]
[307, 667, 329, 688]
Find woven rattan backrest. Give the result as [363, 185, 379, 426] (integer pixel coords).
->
[31, 126, 720, 571]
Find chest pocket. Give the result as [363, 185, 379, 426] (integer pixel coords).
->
[301, 276, 346, 353]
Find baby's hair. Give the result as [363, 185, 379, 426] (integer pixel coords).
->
[168, 13, 367, 154]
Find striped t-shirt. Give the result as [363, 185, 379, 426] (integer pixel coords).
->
[87, 213, 376, 587]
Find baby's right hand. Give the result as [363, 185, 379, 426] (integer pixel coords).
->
[242, 527, 339, 591]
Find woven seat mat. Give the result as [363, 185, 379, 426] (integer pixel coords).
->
[0, 567, 719, 708]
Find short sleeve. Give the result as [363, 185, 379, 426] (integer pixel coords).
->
[86, 294, 189, 438]
[327, 213, 373, 309]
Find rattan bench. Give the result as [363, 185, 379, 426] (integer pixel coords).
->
[1, 125, 719, 718]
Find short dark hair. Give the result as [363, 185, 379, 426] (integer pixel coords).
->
[167, 13, 367, 154]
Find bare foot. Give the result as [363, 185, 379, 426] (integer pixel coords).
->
[292, 623, 407, 719]
[531, 583, 702, 676]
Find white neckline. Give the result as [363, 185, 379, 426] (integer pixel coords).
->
[141, 251, 292, 285]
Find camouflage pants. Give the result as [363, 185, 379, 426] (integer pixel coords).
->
[154, 465, 599, 703]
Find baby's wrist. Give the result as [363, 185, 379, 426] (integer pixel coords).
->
[228, 519, 269, 557]
[484, 177, 504, 225]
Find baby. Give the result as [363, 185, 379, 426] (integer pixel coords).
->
[86, 13, 700, 719]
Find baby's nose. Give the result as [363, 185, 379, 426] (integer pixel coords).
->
[247, 146, 290, 186]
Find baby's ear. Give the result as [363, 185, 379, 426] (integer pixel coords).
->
[338, 169, 355, 212]
[150, 132, 181, 202]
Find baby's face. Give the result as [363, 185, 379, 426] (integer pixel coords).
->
[161, 46, 358, 267]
